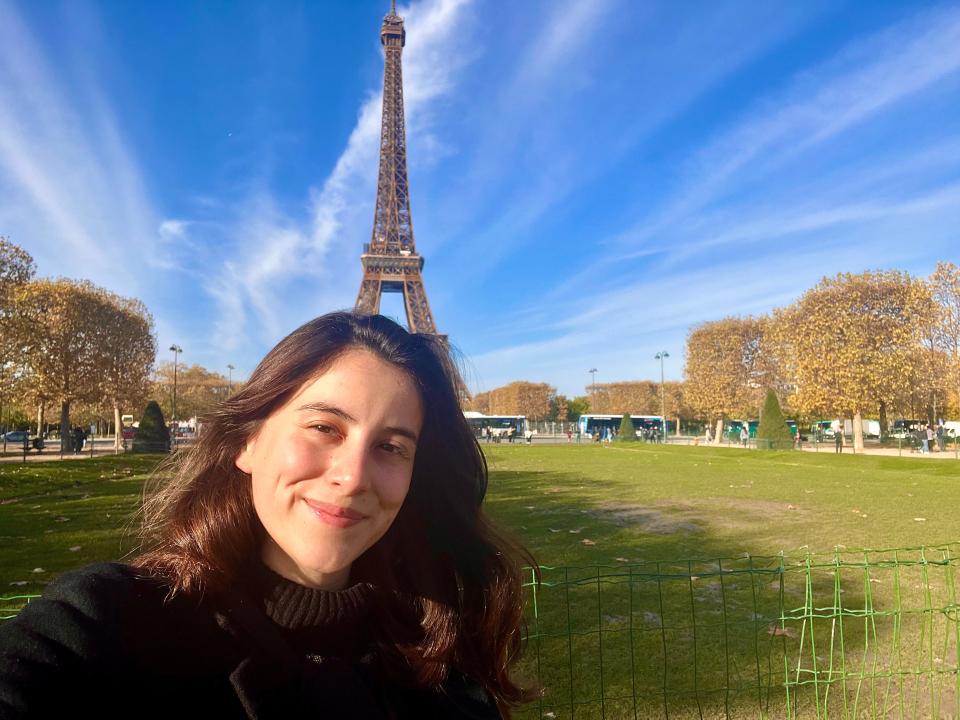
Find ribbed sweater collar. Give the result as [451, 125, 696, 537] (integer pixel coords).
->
[250, 562, 379, 657]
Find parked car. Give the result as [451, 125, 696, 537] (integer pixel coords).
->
[2, 430, 29, 443]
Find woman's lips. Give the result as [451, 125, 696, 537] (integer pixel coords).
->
[304, 499, 366, 528]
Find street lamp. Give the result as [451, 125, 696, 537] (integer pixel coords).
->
[588, 368, 597, 399]
[227, 364, 235, 394]
[655, 351, 669, 439]
[169, 344, 182, 445]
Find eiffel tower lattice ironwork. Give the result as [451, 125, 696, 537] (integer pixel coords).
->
[355, 1, 439, 334]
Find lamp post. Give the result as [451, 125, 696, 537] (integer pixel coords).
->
[655, 351, 669, 439]
[227, 364, 235, 394]
[169, 344, 182, 447]
[588, 368, 597, 399]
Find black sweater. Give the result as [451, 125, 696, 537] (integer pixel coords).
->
[0, 562, 500, 719]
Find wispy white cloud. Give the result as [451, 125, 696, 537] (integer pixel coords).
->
[0, 0, 165, 296]
[543, 5, 960, 301]
[619, 3, 960, 250]
[436, 0, 822, 281]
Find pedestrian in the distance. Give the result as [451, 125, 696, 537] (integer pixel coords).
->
[835, 428, 843, 454]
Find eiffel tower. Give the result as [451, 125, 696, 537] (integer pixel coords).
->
[355, 0, 439, 335]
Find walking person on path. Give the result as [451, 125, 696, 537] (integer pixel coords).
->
[835, 427, 843, 454]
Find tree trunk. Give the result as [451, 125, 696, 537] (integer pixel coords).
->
[60, 401, 70, 449]
[714, 418, 724, 445]
[36, 403, 45, 436]
[878, 401, 888, 442]
[853, 410, 865, 452]
[114, 404, 122, 453]
[675, 417, 681, 437]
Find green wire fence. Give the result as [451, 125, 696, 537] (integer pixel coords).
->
[517, 543, 960, 719]
[3, 542, 959, 718]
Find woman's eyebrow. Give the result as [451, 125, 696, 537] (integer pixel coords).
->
[295, 402, 418, 442]
[295, 401, 356, 423]
[385, 426, 419, 443]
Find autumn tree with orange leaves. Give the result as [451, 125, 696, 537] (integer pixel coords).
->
[768, 271, 932, 451]
[683, 316, 773, 443]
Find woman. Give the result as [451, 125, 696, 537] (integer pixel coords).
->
[0, 312, 535, 718]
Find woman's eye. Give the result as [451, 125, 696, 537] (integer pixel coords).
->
[313, 424, 338, 436]
[381, 442, 409, 457]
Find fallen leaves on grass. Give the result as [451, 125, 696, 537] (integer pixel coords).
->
[914, 517, 927, 522]
[9, 581, 27, 587]
[68, 546, 82, 552]
[548, 528, 561, 533]
[31, 568, 44, 573]
[54, 516, 70, 523]
[581, 539, 596, 546]
[615, 557, 630, 562]
[767, 626, 797, 638]
[568, 528, 583, 534]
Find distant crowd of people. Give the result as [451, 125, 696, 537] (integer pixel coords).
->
[913, 422, 951, 454]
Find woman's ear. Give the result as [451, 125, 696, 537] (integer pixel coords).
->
[235, 440, 256, 474]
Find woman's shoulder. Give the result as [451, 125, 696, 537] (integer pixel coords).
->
[3, 562, 174, 642]
[28, 561, 169, 614]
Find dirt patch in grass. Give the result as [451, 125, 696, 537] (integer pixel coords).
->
[594, 498, 809, 536]
[591, 502, 703, 534]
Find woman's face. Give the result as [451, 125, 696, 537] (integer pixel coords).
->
[235, 349, 423, 590]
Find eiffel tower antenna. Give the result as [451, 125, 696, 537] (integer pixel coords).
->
[355, 2, 439, 335]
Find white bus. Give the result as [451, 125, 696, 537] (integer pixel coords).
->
[577, 414, 665, 438]
[463, 412, 527, 441]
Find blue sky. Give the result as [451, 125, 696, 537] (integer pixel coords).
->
[2, 0, 959, 397]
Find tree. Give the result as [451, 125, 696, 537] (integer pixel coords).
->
[0, 238, 36, 433]
[684, 317, 771, 444]
[466, 390, 490, 415]
[133, 400, 169, 453]
[9, 279, 113, 442]
[756, 389, 793, 450]
[152, 363, 231, 422]
[468, 381, 555, 421]
[768, 271, 932, 451]
[0, 237, 37, 292]
[588, 381, 658, 415]
[566, 396, 589, 421]
[618, 413, 636, 441]
[99, 295, 156, 451]
[549, 394, 569, 423]
[930, 262, 960, 421]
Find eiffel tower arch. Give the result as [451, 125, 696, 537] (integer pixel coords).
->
[355, 1, 439, 335]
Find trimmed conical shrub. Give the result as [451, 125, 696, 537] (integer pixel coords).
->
[756, 389, 794, 450]
[132, 401, 170, 453]
[618, 413, 636, 441]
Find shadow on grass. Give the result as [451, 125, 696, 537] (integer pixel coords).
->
[486, 467, 959, 720]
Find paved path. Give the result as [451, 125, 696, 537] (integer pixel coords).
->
[0, 439, 127, 463]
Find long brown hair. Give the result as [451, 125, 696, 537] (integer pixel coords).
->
[134, 312, 537, 712]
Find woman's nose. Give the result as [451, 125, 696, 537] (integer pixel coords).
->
[327, 439, 372, 492]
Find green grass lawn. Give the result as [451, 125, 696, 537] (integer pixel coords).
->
[2, 446, 959, 718]
[479, 444, 960, 719]
[0, 455, 163, 603]
[482, 444, 960, 565]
